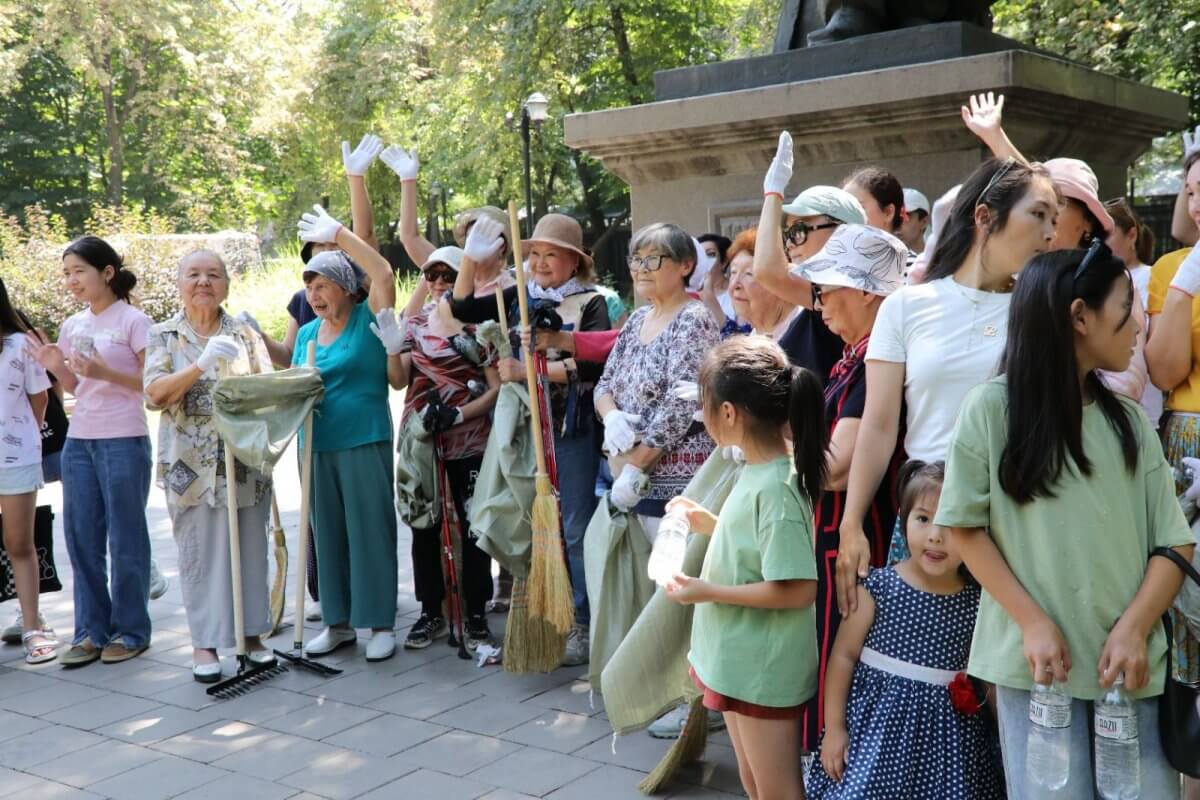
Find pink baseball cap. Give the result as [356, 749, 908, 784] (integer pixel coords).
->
[1044, 158, 1114, 234]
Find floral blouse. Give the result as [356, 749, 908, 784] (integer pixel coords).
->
[144, 310, 274, 509]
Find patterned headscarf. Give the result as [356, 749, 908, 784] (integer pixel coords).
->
[302, 250, 364, 294]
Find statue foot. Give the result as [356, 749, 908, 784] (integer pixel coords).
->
[806, 7, 883, 45]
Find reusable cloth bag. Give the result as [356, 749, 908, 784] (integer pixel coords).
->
[394, 411, 439, 529]
[211, 367, 324, 472]
[472, 382, 537, 578]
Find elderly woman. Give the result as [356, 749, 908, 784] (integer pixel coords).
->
[789, 224, 908, 752]
[291, 206, 403, 662]
[144, 250, 275, 682]
[725, 227, 801, 341]
[595, 223, 719, 530]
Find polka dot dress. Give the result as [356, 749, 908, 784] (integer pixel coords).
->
[806, 568, 1003, 799]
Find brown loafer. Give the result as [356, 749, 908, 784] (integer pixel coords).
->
[100, 640, 148, 664]
[59, 638, 101, 668]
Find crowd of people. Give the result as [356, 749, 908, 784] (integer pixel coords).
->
[1, 94, 1200, 799]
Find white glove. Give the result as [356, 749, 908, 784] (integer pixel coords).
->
[369, 308, 408, 355]
[298, 204, 343, 244]
[463, 216, 505, 262]
[670, 380, 699, 403]
[602, 409, 642, 455]
[1169, 246, 1200, 296]
[722, 445, 746, 464]
[1184, 124, 1200, 162]
[763, 131, 793, 198]
[342, 134, 383, 176]
[236, 310, 263, 337]
[196, 335, 240, 372]
[380, 145, 419, 182]
[1183, 457, 1200, 502]
[610, 464, 645, 512]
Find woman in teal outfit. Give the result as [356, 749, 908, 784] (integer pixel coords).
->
[292, 205, 404, 663]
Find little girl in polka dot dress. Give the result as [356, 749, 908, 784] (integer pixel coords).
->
[806, 460, 1002, 799]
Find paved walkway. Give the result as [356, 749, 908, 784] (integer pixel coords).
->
[0, 426, 743, 799]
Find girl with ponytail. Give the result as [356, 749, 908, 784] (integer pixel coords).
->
[664, 335, 825, 800]
[27, 235, 155, 666]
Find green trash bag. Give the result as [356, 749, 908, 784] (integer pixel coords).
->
[211, 367, 324, 473]
[585, 496, 655, 690]
[472, 382, 537, 579]
[395, 411, 439, 530]
[598, 448, 745, 735]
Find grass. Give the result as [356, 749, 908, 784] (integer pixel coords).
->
[227, 258, 421, 342]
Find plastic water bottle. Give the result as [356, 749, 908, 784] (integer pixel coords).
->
[1026, 681, 1072, 792]
[1095, 674, 1140, 799]
[647, 510, 689, 586]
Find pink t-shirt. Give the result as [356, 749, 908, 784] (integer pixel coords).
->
[58, 300, 151, 439]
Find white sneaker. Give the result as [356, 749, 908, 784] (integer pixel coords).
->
[365, 630, 396, 662]
[561, 625, 589, 667]
[149, 560, 169, 600]
[305, 601, 323, 622]
[647, 704, 726, 739]
[304, 626, 356, 656]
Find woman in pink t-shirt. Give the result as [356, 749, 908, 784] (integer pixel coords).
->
[28, 236, 154, 667]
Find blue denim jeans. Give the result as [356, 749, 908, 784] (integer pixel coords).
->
[554, 415, 600, 627]
[995, 684, 1179, 799]
[62, 436, 153, 649]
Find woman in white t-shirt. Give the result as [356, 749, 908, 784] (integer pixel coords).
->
[0, 279, 53, 663]
[835, 157, 1059, 617]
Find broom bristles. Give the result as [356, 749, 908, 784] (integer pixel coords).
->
[503, 577, 567, 673]
[638, 696, 709, 794]
[526, 493, 575, 635]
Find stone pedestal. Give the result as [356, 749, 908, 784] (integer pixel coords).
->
[563, 24, 1188, 237]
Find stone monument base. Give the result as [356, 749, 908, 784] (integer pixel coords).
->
[564, 24, 1187, 237]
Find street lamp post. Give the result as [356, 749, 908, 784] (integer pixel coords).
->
[518, 92, 549, 238]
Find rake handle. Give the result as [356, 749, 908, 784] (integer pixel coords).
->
[292, 340, 317, 651]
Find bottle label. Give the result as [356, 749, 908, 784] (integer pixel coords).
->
[1029, 699, 1071, 729]
[1094, 713, 1138, 742]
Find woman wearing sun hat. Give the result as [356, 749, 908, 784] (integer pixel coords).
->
[448, 212, 611, 665]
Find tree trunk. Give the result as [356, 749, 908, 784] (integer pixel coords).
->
[571, 153, 609, 240]
[608, 3, 641, 105]
[100, 56, 123, 206]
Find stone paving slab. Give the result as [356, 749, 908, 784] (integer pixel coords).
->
[0, 425, 744, 798]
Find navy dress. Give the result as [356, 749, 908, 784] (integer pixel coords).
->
[806, 568, 1002, 799]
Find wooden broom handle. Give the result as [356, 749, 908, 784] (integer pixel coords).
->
[507, 201, 550, 481]
[292, 340, 317, 649]
[217, 360, 247, 657]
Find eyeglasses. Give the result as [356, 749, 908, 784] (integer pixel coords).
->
[423, 268, 455, 283]
[1072, 237, 1107, 283]
[975, 157, 1016, 208]
[627, 254, 668, 273]
[811, 284, 843, 306]
[783, 220, 839, 247]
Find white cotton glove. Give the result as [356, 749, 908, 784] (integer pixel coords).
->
[1183, 457, 1200, 502]
[763, 131, 793, 198]
[602, 408, 642, 456]
[298, 204, 344, 244]
[1184, 124, 1200, 162]
[380, 145, 419, 182]
[671, 380, 704, 422]
[369, 308, 408, 355]
[1169, 246, 1200, 296]
[463, 216, 505, 262]
[722, 445, 746, 464]
[342, 134, 384, 176]
[236, 310, 263, 337]
[197, 335, 240, 372]
[610, 464, 645, 512]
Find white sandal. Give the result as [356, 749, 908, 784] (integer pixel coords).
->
[23, 630, 58, 665]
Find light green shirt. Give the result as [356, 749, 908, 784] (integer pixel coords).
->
[688, 457, 818, 707]
[935, 378, 1195, 700]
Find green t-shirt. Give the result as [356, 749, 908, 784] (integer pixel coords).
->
[293, 302, 392, 452]
[934, 377, 1195, 700]
[688, 457, 818, 707]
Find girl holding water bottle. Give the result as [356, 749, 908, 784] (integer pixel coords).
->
[664, 335, 825, 800]
[935, 242, 1195, 798]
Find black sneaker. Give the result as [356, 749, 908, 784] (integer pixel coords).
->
[404, 614, 448, 649]
[465, 614, 491, 652]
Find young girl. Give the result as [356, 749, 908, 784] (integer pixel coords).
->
[805, 461, 1002, 798]
[936, 244, 1195, 797]
[0, 279, 53, 664]
[664, 335, 825, 800]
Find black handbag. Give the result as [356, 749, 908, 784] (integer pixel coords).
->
[0, 506, 61, 602]
[1151, 546, 1200, 779]
[40, 381, 68, 457]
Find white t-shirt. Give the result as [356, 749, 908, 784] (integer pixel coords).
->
[866, 276, 1010, 461]
[1129, 263, 1163, 427]
[0, 333, 51, 468]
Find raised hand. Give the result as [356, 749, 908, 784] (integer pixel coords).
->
[380, 145, 420, 182]
[961, 92, 1005, 143]
[342, 134, 384, 177]
[369, 308, 408, 355]
[463, 216, 505, 262]
[763, 131, 794, 198]
[298, 204, 344, 244]
[24, 329, 68, 374]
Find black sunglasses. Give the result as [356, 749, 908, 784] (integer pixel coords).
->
[423, 267, 455, 283]
[783, 220, 839, 247]
[1072, 237, 1107, 283]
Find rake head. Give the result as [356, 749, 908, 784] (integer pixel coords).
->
[206, 656, 288, 699]
[274, 648, 343, 676]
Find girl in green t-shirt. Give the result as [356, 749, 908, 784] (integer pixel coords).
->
[665, 335, 826, 800]
[936, 243, 1196, 796]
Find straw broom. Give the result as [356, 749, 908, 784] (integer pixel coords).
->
[507, 201, 575, 640]
[638, 696, 709, 794]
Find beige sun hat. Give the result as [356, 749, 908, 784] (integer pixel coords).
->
[521, 213, 593, 269]
[452, 206, 510, 248]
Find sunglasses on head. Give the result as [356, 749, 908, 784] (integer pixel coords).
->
[783, 220, 839, 247]
[1072, 237, 1108, 283]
